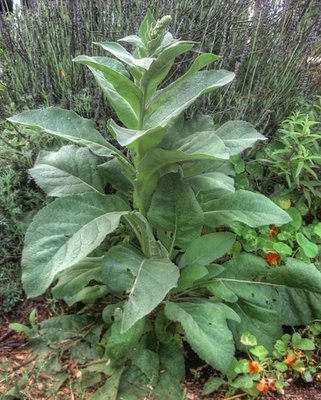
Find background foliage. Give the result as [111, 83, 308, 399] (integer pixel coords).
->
[0, 0, 320, 129]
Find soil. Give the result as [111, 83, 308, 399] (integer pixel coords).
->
[1, 299, 321, 400]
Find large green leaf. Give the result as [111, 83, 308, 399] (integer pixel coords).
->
[129, 344, 160, 386]
[91, 367, 125, 400]
[138, 10, 156, 45]
[152, 338, 185, 399]
[98, 158, 134, 195]
[185, 171, 235, 197]
[108, 119, 165, 152]
[175, 131, 229, 159]
[203, 190, 292, 228]
[109, 118, 230, 160]
[101, 245, 144, 294]
[52, 257, 103, 299]
[74, 55, 142, 128]
[165, 301, 239, 372]
[63, 285, 108, 306]
[106, 309, 145, 364]
[147, 174, 204, 248]
[118, 34, 145, 48]
[123, 212, 163, 258]
[22, 193, 129, 297]
[176, 264, 209, 291]
[142, 47, 215, 102]
[219, 254, 321, 330]
[38, 314, 93, 342]
[183, 159, 235, 179]
[135, 142, 230, 213]
[144, 70, 235, 129]
[215, 121, 266, 155]
[122, 258, 179, 332]
[161, 114, 214, 150]
[96, 41, 154, 70]
[117, 365, 153, 399]
[179, 232, 236, 268]
[228, 300, 282, 352]
[30, 145, 105, 197]
[8, 107, 126, 160]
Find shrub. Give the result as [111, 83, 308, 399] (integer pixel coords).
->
[0, 121, 52, 311]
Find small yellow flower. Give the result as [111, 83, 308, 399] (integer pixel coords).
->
[60, 70, 66, 78]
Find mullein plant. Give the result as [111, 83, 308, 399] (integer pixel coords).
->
[8, 13, 321, 399]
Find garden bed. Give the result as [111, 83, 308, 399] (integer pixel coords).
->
[1, 299, 321, 400]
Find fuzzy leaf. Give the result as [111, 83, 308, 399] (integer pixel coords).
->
[202, 377, 225, 396]
[129, 345, 160, 386]
[96, 41, 154, 70]
[145, 70, 235, 129]
[52, 257, 103, 299]
[141, 41, 195, 101]
[22, 193, 129, 297]
[165, 301, 239, 372]
[30, 145, 105, 197]
[106, 309, 145, 363]
[98, 158, 134, 194]
[118, 35, 145, 48]
[215, 121, 266, 155]
[185, 171, 235, 196]
[74, 55, 143, 128]
[228, 300, 282, 352]
[138, 10, 156, 45]
[91, 367, 124, 400]
[220, 254, 321, 332]
[179, 232, 236, 268]
[203, 190, 292, 227]
[148, 174, 204, 248]
[152, 338, 185, 399]
[122, 258, 179, 332]
[135, 143, 230, 213]
[8, 107, 124, 159]
[64, 285, 108, 306]
[101, 245, 144, 294]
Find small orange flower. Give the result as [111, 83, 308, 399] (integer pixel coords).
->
[60, 70, 66, 78]
[256, 379, 269, 393]
[265, 252, 280, 265]
[268, 225, 278, 238]
[248, 361, 262, 374]
[284, 353, 296, 368]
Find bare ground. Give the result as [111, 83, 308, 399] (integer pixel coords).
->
[1, 299, 321, 400]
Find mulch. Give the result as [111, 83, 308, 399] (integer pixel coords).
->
[1, 299, 321, 400]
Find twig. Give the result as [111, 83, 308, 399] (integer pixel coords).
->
[0, 330, 13, 344]
[11, 354, 37, 372]
[267, 392, 279, 400]
[80, 359, 107, 368]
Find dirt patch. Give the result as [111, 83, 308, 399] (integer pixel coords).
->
[1, 299, 321, 400]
